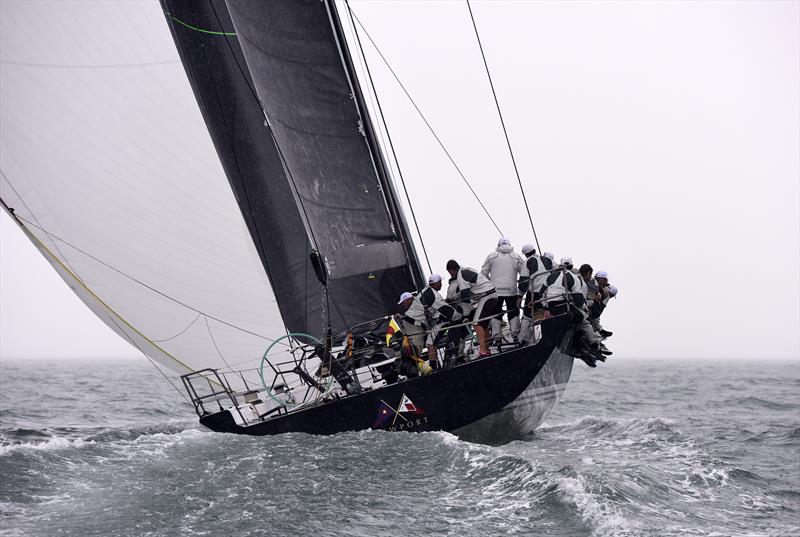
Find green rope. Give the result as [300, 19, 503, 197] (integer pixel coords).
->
[168, 13, 236, 36]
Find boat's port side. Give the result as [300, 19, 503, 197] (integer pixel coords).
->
[180, 310, 573, 432]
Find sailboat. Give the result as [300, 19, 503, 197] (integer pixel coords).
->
[0, 0, 576, 443]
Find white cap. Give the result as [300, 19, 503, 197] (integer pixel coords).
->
[543, 252, 555, 260]
[397, 291, 414, 304]
[595, 270, 609, 279]
[561, 256, 573, 266]
[428, 274, 442, 284]
[607, 285, 618, 297]
[521, 243, 535, 255]
[497, 236, 511, 247]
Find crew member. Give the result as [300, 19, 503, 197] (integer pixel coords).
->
[518, 245, 556, 315]
[446, 259, 499, 358]
[517, 245, 556, 344]
[543, 257, 604, 367]
[398, 275, 459, 369]
[589, 277, 616, 338]
[445, 270, 472, 364]
[481, 237, 524, 343]
[578, 264, 612, 356]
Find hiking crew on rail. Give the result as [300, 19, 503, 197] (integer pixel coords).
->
[394, 237, 618, 370]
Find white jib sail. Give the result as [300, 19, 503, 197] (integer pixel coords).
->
[0, 1, 290, 381]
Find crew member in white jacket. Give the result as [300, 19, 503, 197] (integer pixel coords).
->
[481, 237, 524, 342]
[398, 275, 459, 368]
[517, 245, 555, 343]
[446, 259, 499, 358]
[543, 257, 605, 367]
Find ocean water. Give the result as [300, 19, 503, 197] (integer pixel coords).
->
[0, 358, 798, 537]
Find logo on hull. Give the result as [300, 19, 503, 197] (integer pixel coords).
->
[373, 394, 429, 431]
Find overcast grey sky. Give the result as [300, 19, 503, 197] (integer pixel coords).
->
[1, 0, 798, 362]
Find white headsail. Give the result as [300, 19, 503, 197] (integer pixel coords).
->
[0, 1, 286, 377]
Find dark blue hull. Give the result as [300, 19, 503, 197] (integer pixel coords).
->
[199, 315, 572, 436]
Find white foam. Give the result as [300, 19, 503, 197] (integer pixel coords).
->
[0, 427, 207, 457]
[558, 475, 639, 537]
[0, 436, 94, 456]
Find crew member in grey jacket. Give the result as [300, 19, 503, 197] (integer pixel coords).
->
[481, 237, 524, 342]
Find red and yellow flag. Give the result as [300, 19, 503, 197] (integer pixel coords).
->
[386, 316, 402, 346]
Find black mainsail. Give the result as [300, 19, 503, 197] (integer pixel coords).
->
[162, 0, 423, 336]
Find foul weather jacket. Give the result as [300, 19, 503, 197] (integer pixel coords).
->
[481, 244, 524, 297]
[518, 254, 554, 296]
[403, 286, 459, 329]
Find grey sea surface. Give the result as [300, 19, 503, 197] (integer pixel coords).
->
[0, 358, 798, 537]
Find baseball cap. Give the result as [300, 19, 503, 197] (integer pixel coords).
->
[397, 292, 414, 304]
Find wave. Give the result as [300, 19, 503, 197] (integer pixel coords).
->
[778, 427, 800, 444]
[418, 431, 643, 537]
[540, 415, 684, 444]
[723, 396, 796, 411]
[555, 474, 639, 537]
[0, 422, 202, 456]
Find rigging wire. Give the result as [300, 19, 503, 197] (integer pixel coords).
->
[204, 315, 247, 379]
[0, 197, 203, 381]
[344, 0, 433, 275]
[466, 1, 541, 252]
[8, 212, 288, 346]
[106, 313, 192, 405]
[0, 170, 81, 280]
[151, 313, 203, 343]
[348, 9, 503, 236]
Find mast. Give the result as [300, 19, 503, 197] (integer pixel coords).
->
[324, 0, 425, 290]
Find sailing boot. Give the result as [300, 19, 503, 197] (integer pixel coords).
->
[509, 316, 521, 343]
[578, 354, 597, 368]
[518, 317, 532, 345]
[599, 343, 613, 356]
[589, 344, 606, 362]
[600, 329, 613, 338]
[490, 318, 502, 345]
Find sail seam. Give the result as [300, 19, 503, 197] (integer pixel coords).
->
[0, 59, 180, 69]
